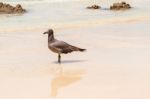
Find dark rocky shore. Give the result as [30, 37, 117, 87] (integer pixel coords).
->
[86, 2, 131, 11]
[110, 2, 131, 10]
[0, 2, 26, 14]
[86, 5, 101, 9]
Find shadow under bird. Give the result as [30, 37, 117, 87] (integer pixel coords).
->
[43, 29, 86, 63]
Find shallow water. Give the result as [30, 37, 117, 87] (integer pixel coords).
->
[0, 0, 150, 99]
[0, 0, 150, 32]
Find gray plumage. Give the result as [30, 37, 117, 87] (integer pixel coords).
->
[43, 29, 86, 63]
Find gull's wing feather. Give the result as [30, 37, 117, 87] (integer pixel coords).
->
[50, 40, 85, 54]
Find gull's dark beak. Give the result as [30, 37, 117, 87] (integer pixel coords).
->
[43, 32, 48, 34]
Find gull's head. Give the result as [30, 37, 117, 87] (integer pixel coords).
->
[43, 29, 54, 35]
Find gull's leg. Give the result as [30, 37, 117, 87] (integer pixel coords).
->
[58, 54, 61, 63]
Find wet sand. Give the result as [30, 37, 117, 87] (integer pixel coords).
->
[0, 20, 150, 99]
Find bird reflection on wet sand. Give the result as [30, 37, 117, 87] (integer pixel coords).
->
[51, 66, 85, 97]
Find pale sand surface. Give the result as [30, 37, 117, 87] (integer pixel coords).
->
[0, 20, 150, 99]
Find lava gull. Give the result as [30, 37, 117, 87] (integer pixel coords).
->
[43, 29, 86, 63]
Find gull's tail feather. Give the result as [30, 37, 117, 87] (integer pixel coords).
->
[71, 45, 86, 52]
[79, 48, 86, 52]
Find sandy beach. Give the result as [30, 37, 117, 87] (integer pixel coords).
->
[0, 0, 150, 99]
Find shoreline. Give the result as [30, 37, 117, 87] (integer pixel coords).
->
[0, 15, 149, 33]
